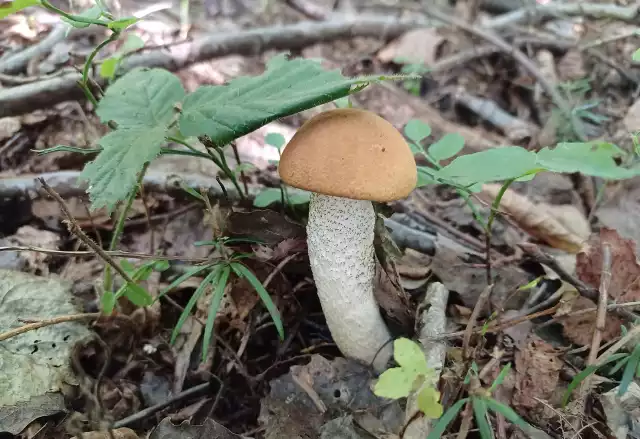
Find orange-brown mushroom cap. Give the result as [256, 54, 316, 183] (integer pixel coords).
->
[278, 108, 417, 202]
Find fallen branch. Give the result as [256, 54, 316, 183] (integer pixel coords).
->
[422, 5, 587, 141]
[484, 2, 640, 29]
[402, 282, 449, 439]
[0, 15, 430, 117]
[0, 312, 101, 342]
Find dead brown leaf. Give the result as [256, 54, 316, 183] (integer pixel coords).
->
[226, 209, 306, 246]
[512, 335, 562, 410]
[5, 225, 59, 274]
[560, 296, 624, 346]
[482, 184, 590, 253]
[577, 227, 640, 302]
[377, 28, 445, 65]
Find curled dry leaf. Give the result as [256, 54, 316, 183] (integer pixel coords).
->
[512, 335, 562, 411]
[576, 227, 640, 302]
[482, 184, 590, 253]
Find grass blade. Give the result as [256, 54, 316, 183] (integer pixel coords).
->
[426, 398, 468, 439]
[202, 264, 231, 361]
[231, 262, 284, 340]
[619, 343, 640, 396]
[562, 353, 627, 406]
[156, 264, 212, 302]
[170, 266, 220, 344]
[484, 397, 529, 430]
[488, 363, 511, 392]
[472, 398, 494, 439]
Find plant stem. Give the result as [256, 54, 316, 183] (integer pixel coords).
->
[40, 0, 110, 26]
[484, 179, 514, 284]
[198, 136, 246, 200]
[231, 142, 249, 197]
[103, 162, 149, 291]
[423, 151, 485, 226]
[82, 31, 120, 84]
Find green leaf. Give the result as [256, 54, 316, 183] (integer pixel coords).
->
[404, 119, 431, 144]
[517, 277, 541, 292]
[0, 0, 40, 19]
[253, 188, 283, 207]
[426, 398, 468, 439]
[101, 291, 116, 315]
[231, 262, 284, 340]
[393, 338, 429, 377]
[438, 146, 537, 186]
[108, 16, 138, 30]
[154, 260, 170, 272]
[123, 282, 153, 306]
[171, 267, 220, 344]
[606, 355, 630, 375]
[409, 142, 425, 156]
[120, 34, 145, 53]
[619, 343, 640, 396]
[120, 259, 136, 273]
[80, 126, 167, 210]
[265, 132, 286, 150]
[157, 264, 212, 301]
[416, 167, 437, 187]
[234, 162, 257, 175]
[489, 363, 512, 392]
[81, 68, 185, 210]
[61, 4, 102, 28]
[179, 54, 374, 144]
[472, 398, 494, 439]
[417, 386, 443, 419]
[202, 264, 230, 361]
[562, 353, 628, 406]
[633, 48, 640, 62]
[99, 57, 119, 79]
[374, 367, 414, 399]
[96, 68, 184, 128]
[428, 133, 465, 163]
[536, 142, 639, 180]
[484, 398, 530, 431]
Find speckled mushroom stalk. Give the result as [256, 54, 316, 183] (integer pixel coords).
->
[278, 108, 417, 372]
[306, 193, 391, 371]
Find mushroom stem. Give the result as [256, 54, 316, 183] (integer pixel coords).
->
[306, 193, 393, 371]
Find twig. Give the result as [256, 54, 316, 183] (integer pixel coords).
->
[422, 6, 587, 141]
[285, 0, 331, 20]
[0, 15, 430, 117]
[519, 242, 637, 321]
[231, 142, 249, 197]
[0, 313, 101, 342]
[38, 179, 138, 286]
[483, 2, 640, 30]
[456, 401, 474, 439]
[463, 284, 493, 360]
[0, 245, 209, 262]
[588, 244, 612, 366]
[112, 381, 213, 428]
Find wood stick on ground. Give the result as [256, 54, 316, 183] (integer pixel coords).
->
[38, 178, 138, 286]
[0, 313, 102, 342]
[0, 15, 431, 117]
[421, 5, 587, 142]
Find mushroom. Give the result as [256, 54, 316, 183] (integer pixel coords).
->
[278, 108, 417, 371]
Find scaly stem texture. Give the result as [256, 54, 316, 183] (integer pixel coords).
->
[306, 193, 392, 371]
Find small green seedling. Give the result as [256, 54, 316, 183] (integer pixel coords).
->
[253, 132, 311, 208]
[428, 363, 531, 439]
[374, 338, 443, 419]
[101, 259, 169, 314]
